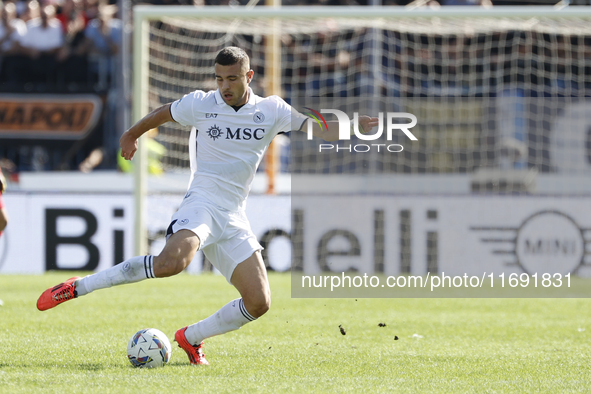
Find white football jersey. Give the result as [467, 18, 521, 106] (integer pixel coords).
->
[170, 88, 307, 211]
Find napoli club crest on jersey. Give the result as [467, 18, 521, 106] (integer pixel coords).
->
[253, 112, 265, 124]
[206, 125, 223, 140]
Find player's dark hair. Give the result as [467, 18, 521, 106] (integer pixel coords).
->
[215, 47, 250, 69]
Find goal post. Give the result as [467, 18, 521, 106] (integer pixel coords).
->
[132, 5, 591, 261]
[132, 9, 150, 256]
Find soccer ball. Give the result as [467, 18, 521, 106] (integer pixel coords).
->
[127, 328, 172, 368]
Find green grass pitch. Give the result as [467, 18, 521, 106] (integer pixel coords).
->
[0, 272, 590, 393]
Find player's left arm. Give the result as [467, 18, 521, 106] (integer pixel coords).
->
[303, 116, 379, 142]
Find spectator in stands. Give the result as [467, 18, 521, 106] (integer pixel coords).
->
[0, 2, 27, 84]
[17, 0, 40, 22]
[56, 0, 88, 40]
[85, 4, 120, 57]
[82, 0, 99, 25]
[84, 4, 121, 85]
[0, 2, 26, 54]
[56, 0, 89, 85]
[7, 4, 63, 86]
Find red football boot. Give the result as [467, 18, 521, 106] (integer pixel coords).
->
[175, 327, 209, 365]
[36, 277, 80, 311]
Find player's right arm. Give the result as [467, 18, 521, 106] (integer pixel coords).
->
[120, 103, 173, 161]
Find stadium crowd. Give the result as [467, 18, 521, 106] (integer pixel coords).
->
[132, 0, 591, 6]
[0, 0, 576, 93]
[0, 0, 588, 176]
[0, 0, 123, 174]
[0, 0, 121, 92]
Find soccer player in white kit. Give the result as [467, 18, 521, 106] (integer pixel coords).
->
[37, 47, 378, 365]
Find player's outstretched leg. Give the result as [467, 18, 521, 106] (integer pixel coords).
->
[36, 276, 80, 311]
[36, 230, 200, 311]
[36, 254, 155, 311]
[175, 251, 270, 365]
[36, 256, 156, 311]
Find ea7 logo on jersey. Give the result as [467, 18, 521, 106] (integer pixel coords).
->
[206, 113, 218, 118]
[207, 125, 223, 140]
[226, 127, 266, 140]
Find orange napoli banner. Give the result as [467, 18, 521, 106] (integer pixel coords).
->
[0, 94, 102, 139]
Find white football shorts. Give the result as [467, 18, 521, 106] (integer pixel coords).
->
[166, 194, 262, 283]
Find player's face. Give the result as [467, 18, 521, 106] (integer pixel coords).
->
[215, 62, 253, 107]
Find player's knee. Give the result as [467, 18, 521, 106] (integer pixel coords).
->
[245, 293, 271, 319]
[153, 253, 190, 277]
[258, 297, 271, 317]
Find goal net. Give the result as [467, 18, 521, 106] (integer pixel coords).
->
[134, 7, 591, 294]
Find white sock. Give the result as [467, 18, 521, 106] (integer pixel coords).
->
[185, 298, 256, 345]
[75, 255, 156, 296]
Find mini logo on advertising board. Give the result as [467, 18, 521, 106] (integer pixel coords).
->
[472, 210, 589, 275]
